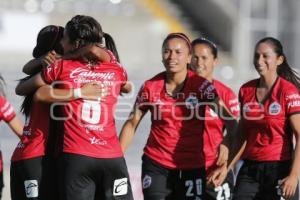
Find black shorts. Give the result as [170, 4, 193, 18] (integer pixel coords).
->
[205, 170, 235, 200]
[0, 151, 4, 198]
[10, 156, 57, 200]
[233, 160, 292, 200]
[141, 155, 206, 200]
[58, 153, 133, 200]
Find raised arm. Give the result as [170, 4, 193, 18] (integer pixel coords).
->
[23, 59, 43, 75]
[119, 106, 147, 152]
[23, 51, 59, 75]
[63, 44, 111, 63]
[15, 73, 46, 96]
[34, 82, 107, 103]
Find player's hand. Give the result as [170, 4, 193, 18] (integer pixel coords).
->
[40, 51, 60, 67]
[80, 82, 108, 101]
[280, 174, 298, 199]
[207, 163, 228, 187]
[216, 144, 229, 166]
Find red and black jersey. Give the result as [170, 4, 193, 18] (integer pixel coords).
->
[11, 102, 50, 161]
[239, 77, 300, 161]
[0, 95, 16, 123]
[42, 50, 127, 159]
[136, 70, 218, 169]
[203, 80, 239, 171]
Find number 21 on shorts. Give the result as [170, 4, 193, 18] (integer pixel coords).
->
[215, 183, 230, 200]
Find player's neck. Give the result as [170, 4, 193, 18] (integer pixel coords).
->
[166, 69, 187, 85]
[259, 73, 278, 90]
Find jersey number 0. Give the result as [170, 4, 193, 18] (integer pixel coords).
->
[81, 100, 101, 124]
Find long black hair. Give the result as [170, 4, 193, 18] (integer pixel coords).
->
[255, 37, 300, 90]
[103, 32, 120, 62]
[20, 25, 64, 118]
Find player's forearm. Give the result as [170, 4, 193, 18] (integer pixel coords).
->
[288, 114, 300, 177]
[289, 136, 300, 177]
[34, 85, 76, 103]
[119, 120, 137, 152]
[8, 117, 24, 139]
[16, 73, 46, 96]
[23, 59, 43, 75]
[227, 141, 246, 171]
[63, 45, 111, 62]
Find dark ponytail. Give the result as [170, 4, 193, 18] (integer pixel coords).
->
[256, 37, 300, 90]
[277, 57, 300, 90]
[103, 33, 120, 63]
[20, 76, 34, 118]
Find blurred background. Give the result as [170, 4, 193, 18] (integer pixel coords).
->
[0, 0, 299, 199]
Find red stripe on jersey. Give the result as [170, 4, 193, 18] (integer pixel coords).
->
[0, 96, 16, 123]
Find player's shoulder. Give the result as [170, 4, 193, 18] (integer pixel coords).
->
[213, 79, 237, 100]
[241, 79, 258, 89]
[214, 79, 234, 93]
[278, 77, 298, 90]
[144, 71, 165, 86]
[238, 79, 258, 100]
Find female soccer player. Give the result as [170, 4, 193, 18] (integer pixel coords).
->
[15, 15, 133, 200]
[211, 37, 300, 200]
[0, 74, 23, 200]
[190, 38, 239, 200]
[12, 25, 105, 200]
[119, 33, 237, 200]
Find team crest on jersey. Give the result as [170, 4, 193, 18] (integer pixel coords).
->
[269, 102, 281, 115]
[185, 95, 198, 109]
[142, 175, 152, 189]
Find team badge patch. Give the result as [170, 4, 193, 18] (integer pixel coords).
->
[142, 175, 152, 189]
[113, 178, 128, 196]
[24, 180, 38, 198]
[269, 102, 281, 115]
[185, 95, 198, 109]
